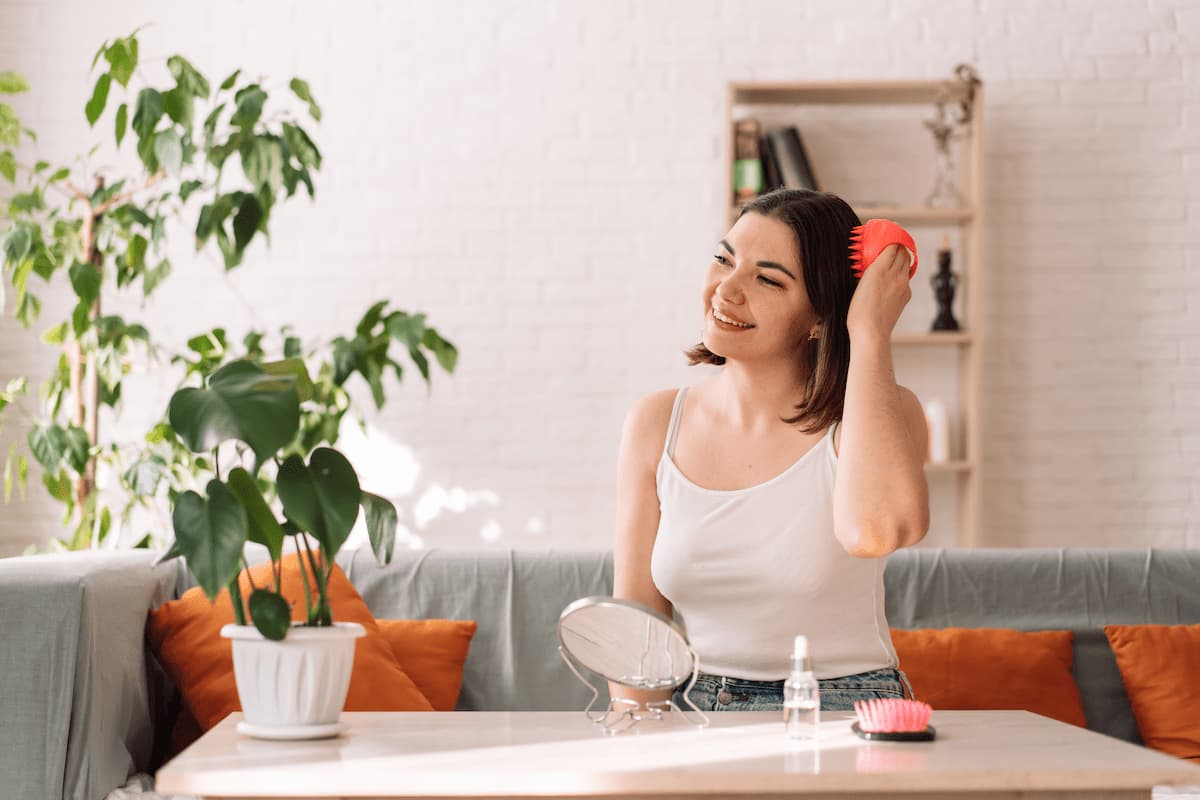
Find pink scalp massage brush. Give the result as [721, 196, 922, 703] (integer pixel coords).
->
[852, 698, 936, 742]
[847, 219, 919, 280]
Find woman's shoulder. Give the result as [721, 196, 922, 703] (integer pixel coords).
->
[620, 388, 684, 464]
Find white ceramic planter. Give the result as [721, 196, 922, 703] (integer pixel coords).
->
[221, 621, 364, 740]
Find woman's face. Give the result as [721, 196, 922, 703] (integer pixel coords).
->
[701, 212, 818, 361]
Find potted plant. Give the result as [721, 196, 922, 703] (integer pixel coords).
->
[163, 354, 403, 738]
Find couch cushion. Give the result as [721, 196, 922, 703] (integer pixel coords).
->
[891, 627, 1088, 726]
[1105, 624, 1200, 762]
[147, 553, 432, 731]
[377, 619, 477, 711]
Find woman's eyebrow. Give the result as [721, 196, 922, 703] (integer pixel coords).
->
[718, 240, 796, 280]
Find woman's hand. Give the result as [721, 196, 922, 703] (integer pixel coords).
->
[846, 243, 913, 342]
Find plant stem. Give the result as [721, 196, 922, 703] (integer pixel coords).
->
[299, 534, 328, 624]
[228, 574, 246, 626]
[242, 557, 259, 592]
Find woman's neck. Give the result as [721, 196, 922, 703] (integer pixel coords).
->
[711, 358, 808, 435]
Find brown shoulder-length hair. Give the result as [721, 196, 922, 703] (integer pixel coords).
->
[685, 188, 861, 434]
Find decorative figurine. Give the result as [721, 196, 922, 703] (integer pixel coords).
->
[923, 64, 981, 208]
[931, 234, 960, 332]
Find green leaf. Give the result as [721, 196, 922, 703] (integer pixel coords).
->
[231, 85, 267, 129]
[162, 87, 194, 129]
[244, 137, 284, 194]
[114, 102, 128, 147]
[227, 467, 284, 563]
[167, 55, 210, 98]
[63, 426, 90, 473]
[125, 234, 148, 271]
[179, 179, 203, 202]
[68, 261, 101, 307]
[2, 224, 32, 263]
[0, 102, 19, 147]
[131, 88, 163, 140]
[85, 73, 111, 127]
[0, 150, 14, 182]
[4, 448, 12, 502]
[232, 193, 262, 251]
[0, 71, 30, 94]
[288, 78, 321, 122]
[124, 457, 164, 496]
[276, 447, 360, 556]
[42, 469, 71, 502]
[356, 301, 389, 337]
[281, 122, 321, 170]
[248, 589, 291, 640]
[283, 335, 302, 359]
[218, 69, 241, 91]
[261, 358, 314, 402]
[41, 322, 68, 345]
[17, 455, 26, 499]
[28, 424, 68, 470]
[422, 328, 459, 372]
[103, 39, 137, 87]
[154, 129, 183, 175]
[361, 492, 396, 565]
[167, 360, 300, 465]
[48, 166, 69, 182]
[171, 481, 248, 600]
[143, 259, 171, 296]
[16, 292, 40, 326]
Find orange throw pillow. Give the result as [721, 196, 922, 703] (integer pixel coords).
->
[376, 619, 477, 711]
[890, 627, 1088, 727]
[1105, 624, 1200, 762]
[147, 552, 433, 731]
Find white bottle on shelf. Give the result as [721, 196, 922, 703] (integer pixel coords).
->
[924, 399, 951, 464]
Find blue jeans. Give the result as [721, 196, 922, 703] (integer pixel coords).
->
[671, 667, 910, 712]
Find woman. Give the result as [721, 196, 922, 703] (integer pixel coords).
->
[612, 188, 929, 713]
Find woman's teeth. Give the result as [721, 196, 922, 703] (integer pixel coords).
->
[713, 309, 753, 328]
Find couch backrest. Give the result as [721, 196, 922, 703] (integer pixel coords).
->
[344, 546, 1200, 744]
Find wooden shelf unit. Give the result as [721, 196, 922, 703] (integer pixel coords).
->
[725, 79, 985, 547]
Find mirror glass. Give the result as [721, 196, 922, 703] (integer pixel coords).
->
[557, 596, 693, 690]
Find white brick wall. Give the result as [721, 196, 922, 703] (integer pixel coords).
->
[1, 0, 1197, 554]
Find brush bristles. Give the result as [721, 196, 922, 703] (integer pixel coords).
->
[853, 698, 932, 733]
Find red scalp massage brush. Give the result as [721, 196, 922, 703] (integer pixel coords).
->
[852, 698, 936, 742]
[848, 219, 919, 280]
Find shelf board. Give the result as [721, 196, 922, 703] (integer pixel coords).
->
[730, 80, 972, 106]
[853, 206, 975, 225]
[925, 460, 973, 474]
[730, 205, 974, 226]
[893, 332, 973, 346]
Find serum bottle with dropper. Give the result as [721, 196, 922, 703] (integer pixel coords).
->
[784, 634, 820, 739]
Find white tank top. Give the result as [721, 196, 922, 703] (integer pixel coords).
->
[650, 386, 898, 681]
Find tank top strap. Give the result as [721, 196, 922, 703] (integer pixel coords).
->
[663, 387, 688, 460]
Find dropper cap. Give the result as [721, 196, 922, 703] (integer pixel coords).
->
[793, 635, 809, 660]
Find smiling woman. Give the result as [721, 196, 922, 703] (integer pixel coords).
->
[610, 187, 930, 716]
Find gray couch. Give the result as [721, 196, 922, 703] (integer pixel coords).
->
[2, 547, 1199, 800]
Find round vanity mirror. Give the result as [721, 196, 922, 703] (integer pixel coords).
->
[557, 596, 708, 731]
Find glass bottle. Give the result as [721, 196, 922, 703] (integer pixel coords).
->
[783, 635, 819, 739]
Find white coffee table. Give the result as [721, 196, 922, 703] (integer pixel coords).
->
[155, 710, 1200, 800]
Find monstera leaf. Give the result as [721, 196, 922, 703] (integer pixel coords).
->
[171, 479, 247, 600]
[276, 447, 360, 556]
[168, 360, 299, 466]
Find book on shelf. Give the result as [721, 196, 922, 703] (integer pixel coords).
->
[759, 133, 783, 191]
[766, 126, 820, 192]
[732, 119, 764, 203]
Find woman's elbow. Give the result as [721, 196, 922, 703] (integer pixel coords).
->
[837, 510, 929, 558]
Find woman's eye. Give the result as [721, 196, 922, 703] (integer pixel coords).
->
[713, 254, 731, 267]
[758, 276, 781, 287]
